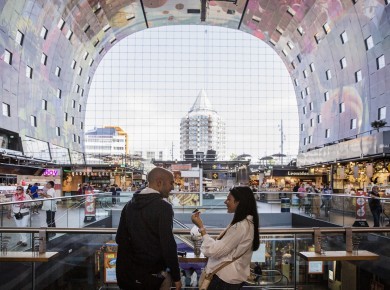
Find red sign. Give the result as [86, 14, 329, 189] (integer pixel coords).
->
[171, 164, 192, 171]
[355, 191, 367, 220]
[84, 189, 96, 222]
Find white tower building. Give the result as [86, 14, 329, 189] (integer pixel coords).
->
[180, 90, 226, 160]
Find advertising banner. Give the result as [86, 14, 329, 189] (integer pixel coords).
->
[104, 252, 117, 283]
[84, 189, 96, 222]
[352, 190, 369, 227]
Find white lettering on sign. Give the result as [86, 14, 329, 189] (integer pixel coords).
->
[287, 171, 309, 176]
[43, 169, 58, 176]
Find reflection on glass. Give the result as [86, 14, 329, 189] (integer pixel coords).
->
[50, 144, 70, 164]
[70, 151, 85, 164]
[23, 136, 51, 160]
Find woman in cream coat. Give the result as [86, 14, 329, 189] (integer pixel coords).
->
[192, 186, 260, 289]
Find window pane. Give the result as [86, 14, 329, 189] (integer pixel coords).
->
[4, 50, 12, 64]
[40, 27, 48, 39]
[340, 57, 347, 69]
[26, 66, 32, 78]
[30, 115, 36, 127]
[365, 36, 373, 50]
[58, 18, 65, 30]
[350, 119, 357, 129]
[324, 91, 329, 101]
[379, 107, 386, 120]
[340, 31, 348, 44]
[2, 103, 10, 117]
[355, 70, 362, 82]
[326, 70, 332, 80]
[16, 30, 24, 45]
[41, 53, 47, 65]
[377, 55, 385, 70]
[323, 23, 331, 34]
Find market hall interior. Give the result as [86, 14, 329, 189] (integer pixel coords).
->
[1, 0, 390, 290]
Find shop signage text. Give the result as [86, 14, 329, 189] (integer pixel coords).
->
[42, 169, 59, 176]
[287, 171, 310, 176]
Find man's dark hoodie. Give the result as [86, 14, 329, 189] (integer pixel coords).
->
[116, 188, 180, 289]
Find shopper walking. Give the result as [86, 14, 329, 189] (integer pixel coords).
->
[368, 185, 382, 227]
[321, 185, 332, 217]
[41, 181, 57, 233]
[297, 183, 306, 211]
[29, 183, 40, 214]
[110, 184, 117, 205]
[7, 186, 31, 246]
[115, 184, 122, 204]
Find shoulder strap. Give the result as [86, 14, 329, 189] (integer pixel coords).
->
[211, 219, 253, 275]
[216, 224, 231, 240]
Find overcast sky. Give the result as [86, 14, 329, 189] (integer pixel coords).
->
[86, 25, 299, 161]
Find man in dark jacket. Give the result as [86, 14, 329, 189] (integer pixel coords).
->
[368, 185, 382, 227]
[116, 167, 182, 290]
[110, 184, 117, 205]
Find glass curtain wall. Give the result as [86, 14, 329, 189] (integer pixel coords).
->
[86, 25, 298, 164]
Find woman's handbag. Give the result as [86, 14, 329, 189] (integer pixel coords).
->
[199, 249, 249, 290]
[199, 270, 214, 290]
[14, 209, 23, 220]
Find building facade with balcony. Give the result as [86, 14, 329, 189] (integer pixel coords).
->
[84, 127, 127, 164]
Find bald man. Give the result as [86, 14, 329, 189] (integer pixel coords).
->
[116, 167, 182, 290]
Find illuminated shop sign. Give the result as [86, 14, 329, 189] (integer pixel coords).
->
[287, 171, 310, 176]
[42, 169, 59, 176]
[271, 169, 311, 176]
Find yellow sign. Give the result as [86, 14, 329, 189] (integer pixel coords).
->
[212, 173, 218, 179]
[104, 252, 117, 283]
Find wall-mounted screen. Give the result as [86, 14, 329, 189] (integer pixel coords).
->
[308, 261, 323, 274]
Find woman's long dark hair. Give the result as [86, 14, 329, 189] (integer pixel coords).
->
[229, 186, 260, 251]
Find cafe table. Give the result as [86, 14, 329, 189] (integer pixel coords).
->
[0, 251, 59, 290]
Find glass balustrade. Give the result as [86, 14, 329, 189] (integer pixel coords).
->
[2, 190, 389, 229]
[0, 227, 389, 289]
